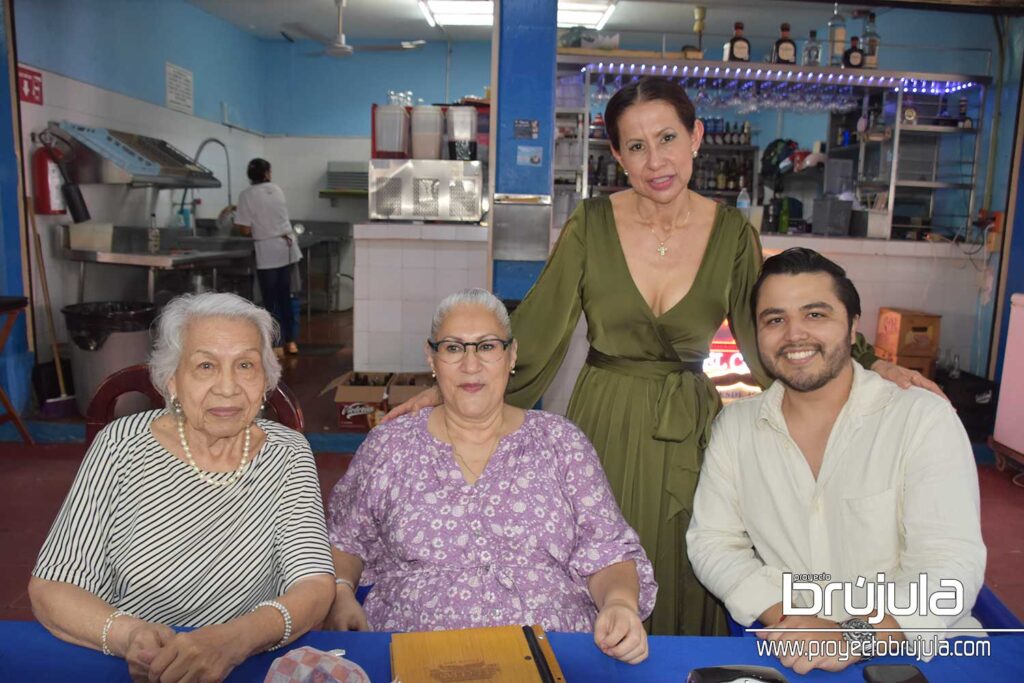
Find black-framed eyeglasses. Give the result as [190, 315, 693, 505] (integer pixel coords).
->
[427, 338, 513, 364]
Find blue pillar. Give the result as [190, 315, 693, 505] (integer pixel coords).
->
[0, 1, 34, 412]
[491, 0, 556, 299]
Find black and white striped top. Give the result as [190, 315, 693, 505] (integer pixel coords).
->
[33, 410, 334, 627]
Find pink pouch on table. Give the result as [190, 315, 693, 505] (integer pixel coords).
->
[264, 646, 371, 683]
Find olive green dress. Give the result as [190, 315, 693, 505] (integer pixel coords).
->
[506, 196, 877, 636]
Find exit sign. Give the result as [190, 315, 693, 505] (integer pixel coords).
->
[17, 66, 42, 105]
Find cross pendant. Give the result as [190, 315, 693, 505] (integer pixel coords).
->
[657, 245, 668, 257]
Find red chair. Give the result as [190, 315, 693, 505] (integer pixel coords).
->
[85, 364, 304, 447]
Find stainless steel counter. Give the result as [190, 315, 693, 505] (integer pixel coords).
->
[60, 223, 255, 303]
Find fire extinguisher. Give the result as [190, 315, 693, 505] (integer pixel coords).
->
[32, 145, 66, 215]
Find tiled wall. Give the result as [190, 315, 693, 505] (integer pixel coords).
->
[354, 234, 489, 372]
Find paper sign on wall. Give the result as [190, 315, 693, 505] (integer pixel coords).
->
[17, 66, 42, 105]
[516, 145, 543, 167]
[165, 62, 194, 115]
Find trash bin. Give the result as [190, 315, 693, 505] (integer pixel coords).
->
[61, 302, 157, 416]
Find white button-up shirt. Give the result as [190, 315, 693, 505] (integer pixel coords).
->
[687, 362, 985, 637]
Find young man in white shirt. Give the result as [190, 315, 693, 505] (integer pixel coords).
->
[687, 247, 985, 674]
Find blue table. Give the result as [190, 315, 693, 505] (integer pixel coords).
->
[2, 621, 1022, 682]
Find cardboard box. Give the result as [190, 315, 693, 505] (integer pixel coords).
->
[388, 372, 434, 407]
[876, 347, 937, 380]
[875, 308, 941, 358]
[320, 372, 392, 432]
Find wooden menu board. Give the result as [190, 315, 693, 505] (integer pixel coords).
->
[391, 624, 566, 683]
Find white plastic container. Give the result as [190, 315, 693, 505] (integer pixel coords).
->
[411, 105, 444, 159]
[374, 104, 409, 156]
[995, 293, 1024, 453]
[446, 106, 477, 142]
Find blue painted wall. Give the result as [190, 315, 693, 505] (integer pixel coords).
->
[262, 40, 491, 137]
[0, 0, 33, 411]
[13, 0, 492, 137]
[15, 0, 268, 132]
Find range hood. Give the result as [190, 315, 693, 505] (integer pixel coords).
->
[52, 121, 221, 189]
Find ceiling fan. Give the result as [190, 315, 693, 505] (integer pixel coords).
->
[284, 0, 426, 57]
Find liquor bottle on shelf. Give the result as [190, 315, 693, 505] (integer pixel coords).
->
[772, 23, 797, 64]
[842, 36, 864, 68]
[716, 160, 727, 191]
[707, 162, 718, 190]
[958, 97, 974, 129]
[724, 22, 751, 62]
[827, 2, 846, 67]
[724, 122, 734, 145]
[741, 121, 751, 145]
[862, 12, 880, 69]
[802, 30, 822, 66]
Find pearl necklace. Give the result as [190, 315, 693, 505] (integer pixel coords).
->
[176, 417, 251, 487]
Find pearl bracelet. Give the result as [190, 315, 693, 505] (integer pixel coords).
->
[335, 578, 355, 591]
[101, 609, 134, 656]
[254, 600, 292, 651]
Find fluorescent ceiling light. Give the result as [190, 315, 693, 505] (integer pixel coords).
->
[426, 1, 493, 27]
[418, 0, 436, 28]
[423, 1, 616, 30]
[558, 1, 616, 29]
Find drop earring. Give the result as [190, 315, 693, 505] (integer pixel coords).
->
[692, 150, 698, 159]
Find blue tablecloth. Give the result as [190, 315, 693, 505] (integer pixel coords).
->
[2, 621, 1022, 682]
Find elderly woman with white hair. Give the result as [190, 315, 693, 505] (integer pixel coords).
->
[325, 288, 657, 664]
[30, 292, 334, 683]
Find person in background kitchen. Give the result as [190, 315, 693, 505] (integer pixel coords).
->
[235, 158, 302, 357]
[386, 77, 948, 637]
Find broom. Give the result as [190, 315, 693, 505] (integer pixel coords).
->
[28, 199, 77, 417]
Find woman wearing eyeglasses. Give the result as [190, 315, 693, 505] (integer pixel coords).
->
[324, 289, 657, 665]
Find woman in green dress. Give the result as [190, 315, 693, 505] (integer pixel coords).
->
[387, 77, 942, 635]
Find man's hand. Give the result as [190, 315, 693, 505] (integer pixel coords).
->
[593, 600, 648, 664]
[122, 622, 175, 683]
[871, 359, 948, 400]
[756, 615, 859, 675]
[324, 586, 370, 632]
[146, 623, 250, 683]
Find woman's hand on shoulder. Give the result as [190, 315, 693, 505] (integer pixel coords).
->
[122, 621, 174, 683]
[324, 585, 370, 631]
[593, 599, 648, 665]
[871, 359, 948, 400]
[145, 623, 249, 683]
[381, 385, 442, 423]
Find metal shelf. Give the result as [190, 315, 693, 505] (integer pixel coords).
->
[555, 107, 588, 116]
[896, 180, 973, 190]
[900, 124, 978, 135]
[701, 144, 758, 152]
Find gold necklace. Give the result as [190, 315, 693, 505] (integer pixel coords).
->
[638, 194, 693, 257]
[443, 414, 502, 481]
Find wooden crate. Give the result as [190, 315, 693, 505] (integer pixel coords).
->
[876, 347, 937, 380]
[875, 307, 941, 358]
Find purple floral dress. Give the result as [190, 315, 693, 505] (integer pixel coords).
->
[328, 408, 657, 632]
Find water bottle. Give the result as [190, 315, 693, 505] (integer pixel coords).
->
[737, 185, 753, 220]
